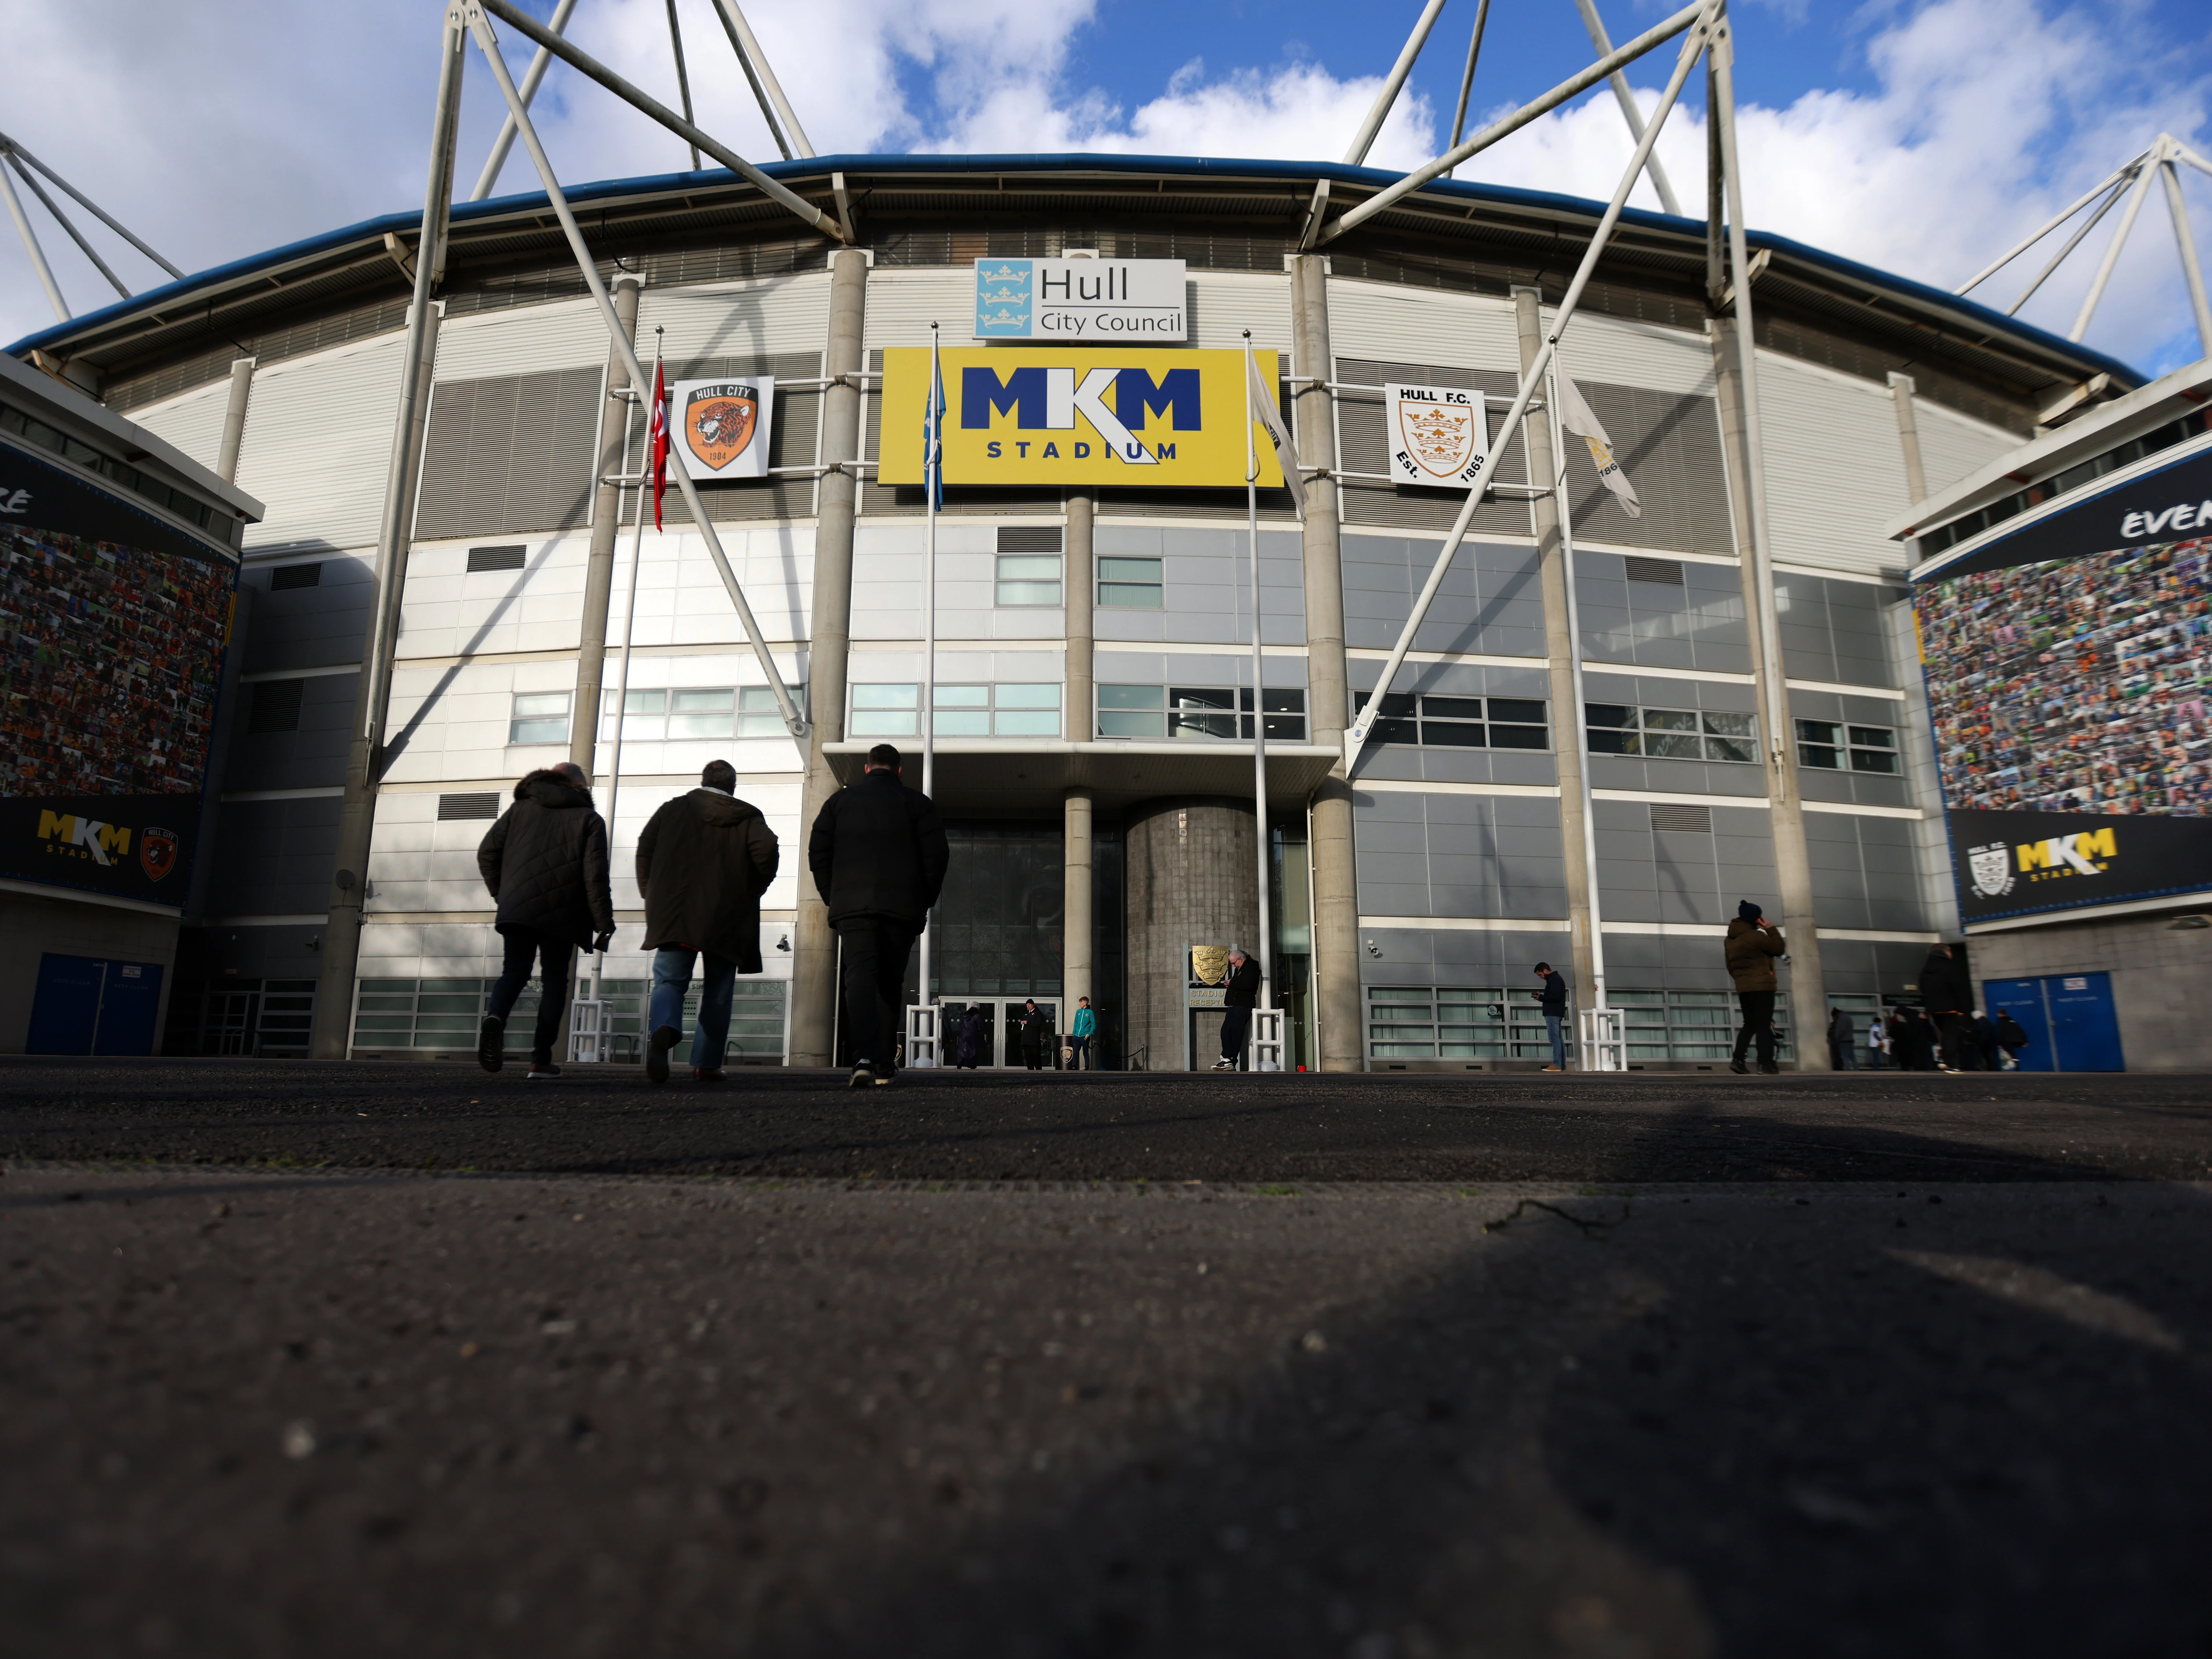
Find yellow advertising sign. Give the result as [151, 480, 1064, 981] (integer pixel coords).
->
[877, 346, 1285, 490]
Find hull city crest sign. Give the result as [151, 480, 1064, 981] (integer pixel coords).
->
[672, 379, 776, 479]
[1383, 382, 1492, 489]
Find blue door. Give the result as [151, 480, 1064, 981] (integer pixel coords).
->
[1984, 977, 2052, 1072]
[2046, 972, 2124, 1072]
[26, 955, 165, 1056]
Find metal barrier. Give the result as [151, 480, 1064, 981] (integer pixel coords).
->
[1578, 1005, 1627, 1073]
[568, 996, 607, 1063]
[1249, 1008, 1286, 1073]
[903, 1003, 941, 1069]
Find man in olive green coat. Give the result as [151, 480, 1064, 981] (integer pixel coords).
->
[1724, 899, 1786, 1074]
[637, 760, 779, 1083]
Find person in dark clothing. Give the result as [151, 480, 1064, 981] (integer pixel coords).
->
[1533, 962, 1570, 1071]
[1919, 943, 1974, 1073]
[1994, 1009, 2031, 1069]
[807, 743, 949, 1088]
[637, 760, 780, 1085]
[1904, 1008, 1938, 1071]
[954, 1004, 986, 1069]
[1725, 900, 1785, 1074]
[475, 761, 614, 1079]
[1212, 947, 1262, 1071]
[1828, 1006, 1857, 1071]
[1970, 1009, 2000, 1073]
[1019, 999, 1050, 1070]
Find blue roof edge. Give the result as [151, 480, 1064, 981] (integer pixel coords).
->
[6, 151, 2143, 389]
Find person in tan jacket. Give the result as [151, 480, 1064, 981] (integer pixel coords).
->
[1725, 900, 1785, 1074]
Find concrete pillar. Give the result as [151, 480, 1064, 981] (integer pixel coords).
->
[1289, 253, 1362, 1072]
[1124, 799, 1258, 1070]
[570, 273, 644, 777]
[788, 247, 868, 1067]
[215, 358, 255, 483]
[1064, 787, 1093, 1035]
[1064, 491, 1093, 743]
[1888, 371, 1928, 505]
[1710, 316, 1829, 1065]
[1513, 287, 1599, 1033]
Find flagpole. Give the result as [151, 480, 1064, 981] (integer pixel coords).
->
[1548, 356, 1610, 1060]
[1243, 332, 1273, 1044]
[919, 322, 939, 1022]
[594, 326, 662, 1013]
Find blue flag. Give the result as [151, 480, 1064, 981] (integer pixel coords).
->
[923, 340, 945, 510]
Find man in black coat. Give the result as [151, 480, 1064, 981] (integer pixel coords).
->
[807, 743, 949, 1088]
[1019, 998, 1050, 1070]
[1211, 946, 1262, 1072]
[637, 759, 780, 1085]
[476, 762, 613, 1078]
[1920, 943, 1973, 1073]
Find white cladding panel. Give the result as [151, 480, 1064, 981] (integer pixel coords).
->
[127, 378, 233, 475]
[433, 296, 612, 382]
[395, 533, 590, 662]
[234, 333, 409, 554]
[1752, 351, 1914, 577]
[1558, 313, 1717, 398]
[639, 272, 831, 361]
[863, 269, 974, 351]
[1913, 399, 2021, 500]
[617, 524, 813, 649]
[1327, 279, 1519, 372]
[1186, 271, 1291, 351]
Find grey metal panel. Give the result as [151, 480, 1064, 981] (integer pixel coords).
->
[1334, 357, 1532, 536]
[415, 366, 603, 541]
[1349, 787, 1569, 921]
[222, 674, 358, 793]
[202, 797, 341, 917]
[1343, 533, 1547, 657]
[1563, 380, 1732, 555]
[1575, 550, 1752, 675]
[630, 350, 823, 523]
[240, 552, 373, 675]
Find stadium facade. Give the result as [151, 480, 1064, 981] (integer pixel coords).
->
[2, 153, 2151, 1069]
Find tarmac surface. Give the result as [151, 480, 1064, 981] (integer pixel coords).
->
[4, 1060, 2210, 1657]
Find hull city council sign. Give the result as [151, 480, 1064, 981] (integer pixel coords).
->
[973, 259, 1187, 341]
[878, 347, 1286, 490]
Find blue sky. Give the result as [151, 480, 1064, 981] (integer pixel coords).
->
[0, 0, 2207, 372]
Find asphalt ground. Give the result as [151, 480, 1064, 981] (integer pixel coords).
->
[5, 1061, 2211, 1657]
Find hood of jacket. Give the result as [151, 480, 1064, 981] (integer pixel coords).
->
[1725, 917, 1763, 942]
[687, 788, 761, 827]
[516, 770, 593, 811]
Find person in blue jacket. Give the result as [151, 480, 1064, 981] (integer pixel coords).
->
[1069, 996, 1097, 1071]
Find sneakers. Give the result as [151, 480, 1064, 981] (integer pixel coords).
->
[527, 1062, 563, 1082]
[1542, 1064, 1564, 1072]
[1210, 1058, 1236, 1071]
[848, 1062, 876, 1089]
[477, 1014, 504, 1073]
[645, 1024, 680, 1085]
[1758, 1062, 1780, 1075]
[692, 1067, 727, 1083]
[1729, 1057, 1749, 1074]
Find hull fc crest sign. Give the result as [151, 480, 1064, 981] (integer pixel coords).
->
[1383, 383, 1491, 489]
[673, 379, 775, 479]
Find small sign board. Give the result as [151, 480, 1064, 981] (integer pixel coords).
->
[1383, 381, 1491, 489]
[975, 258, 1187, 342]
[672, 378, 775, 479]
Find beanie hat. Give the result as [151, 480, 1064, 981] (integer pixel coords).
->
[1737, 900, 1763, 921]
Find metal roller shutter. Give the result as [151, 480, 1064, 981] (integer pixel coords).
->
[234, 334, 409, 554]
[412, 365, 604, 541]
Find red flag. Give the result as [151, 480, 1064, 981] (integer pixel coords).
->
[648, 361, 670, 530]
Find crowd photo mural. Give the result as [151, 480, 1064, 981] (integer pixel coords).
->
[1916, 445, 2212, 923]
[0, 439, 237, 903]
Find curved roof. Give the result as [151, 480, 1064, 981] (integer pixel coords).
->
[6, 152, 2140, 406]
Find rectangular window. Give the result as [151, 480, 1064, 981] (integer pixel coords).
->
[602, 688, 666, 742]
[1796, 718, 1900, 773]
[1238, 688, 1308, 742]
[1169, 686, 1237, 740]
[1097, 683, 1165, 738]
[738, 686, 785, 737]
[508, 691, 571, 745]
[1353, 692, 1549, 750]
[1588, 703, 1757, 764]
[995, 553, 1062, 607]
[933, 683, 991, 736]
[850, 683, 919, 738]
[993, 682, 1062, 736]
[666, 688, 734, 739]
[1098, 555, 1163, 608]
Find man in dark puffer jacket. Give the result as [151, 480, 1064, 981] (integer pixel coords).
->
[476, 761, 613, 1078]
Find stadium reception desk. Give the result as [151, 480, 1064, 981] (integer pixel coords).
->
[0, 352, 261, 1055]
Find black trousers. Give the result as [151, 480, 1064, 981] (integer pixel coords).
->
[1022, 1037, 1044, 1070]
[1733, 990, 1777, 1067]
[1219, 1004, 1252, 1067]
[489, 927, 570, 1064]
[837, 919, 916, 1070]
[1937, 1012, 1975, 1069]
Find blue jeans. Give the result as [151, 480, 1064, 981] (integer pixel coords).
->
[1544, 1012, 1567, 1066]
[1069, 1033, 1091, 1070]
[650, 948, 738, 1069]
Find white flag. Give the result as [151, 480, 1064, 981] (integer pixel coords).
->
[1244, 345, 1305, 519]
[1557, 372, 1642, 519]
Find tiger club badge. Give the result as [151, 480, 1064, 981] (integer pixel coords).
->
[673, 378, 776, 479]
[1383, 382, 1491, 490]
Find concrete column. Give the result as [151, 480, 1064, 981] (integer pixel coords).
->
[1513, 287, 1599, 1030]
[1064, 787, 1093, 1034]
[1125, 799, 1258, 1070]
[570, 273, 644, 777]
[788, 248, 868, 1067]
[1710, 316, 1829, 1065]
[1290, 254, 1362, 1072]
[215, 358, 255, 483]
[1888, 371, 1928, 505]
[1064, 491, 1093, 743]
